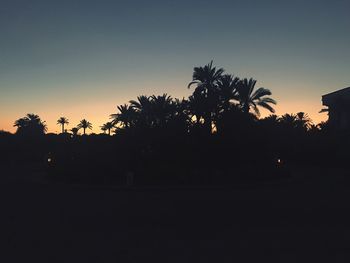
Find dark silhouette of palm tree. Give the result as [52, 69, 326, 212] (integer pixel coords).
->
[14, 113, 47, 136]
[129, 95, 152, 113]
[261, 114, 280, 123]
[257, 114, 282, 138]
[129, 95, 154, 127]
[188, 61, 224, 134]
[234, 78, 276, 117]
[188, 92, 207, 125]
[14, 118, 27, 130]
[110, 104, 138, 129]
[279, 112, 312, 131]
[168, 98, 191, 131]
[100, 122, 114, 135]
[150, 94, 176, 127]
[280, 113, 297, 128]
[217, 74, 240, 112]
[215, 103, 255, 135]
[101, 126, 107, 134]
[70, 127, 79, 136]
[295, 112, 313, 130]
[111, 95, 190, 131]
[57, 117, 69, 134]
[77, 119, 92, 135]
[259, 114, 281, 131]
[308, 124, 320, 133]
[317, 121, 330, 133]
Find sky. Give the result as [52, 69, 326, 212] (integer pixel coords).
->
[0, 0, 349, 133]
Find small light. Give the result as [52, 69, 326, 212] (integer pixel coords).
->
[277, 158, 281, 164]
[48, 158, 52, 163]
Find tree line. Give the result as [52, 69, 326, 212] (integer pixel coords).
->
[11, 61, 327, 137]
[1, 61, 341, 185]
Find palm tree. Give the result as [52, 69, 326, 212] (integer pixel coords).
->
[169, 98, 191, 131]
[280, 113, 297, 128]
[317, 121, 329, 132]
[279, 112, 312, 131]
[150, 94, 176, 127]
[14, 118, 27, 130]
[14, 113, 47, 136]
[217, 74, 240, 112]
[57, 117, 69, 134]
[308, 124, 320, 133]
[129, 95, 153, 113]
[259, 114, 281, 128]
[100, 126, 107, 134]
[77, 119, 92, 135]
[188, 61, 224, 133]
[295, 112, 313, 130]
[129, 95, 153, 127]
[261, 114, 280, 123]
[188, 92, 207, 125]
[100, 122, 114, 135]
[234, 78, 276, 117]
[110, 104, 138, 129]
[70, 127, 79, 136]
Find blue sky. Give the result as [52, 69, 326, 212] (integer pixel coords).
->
[1, 0, 349, 132]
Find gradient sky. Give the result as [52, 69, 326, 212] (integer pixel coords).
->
[1, 0, 349, 133]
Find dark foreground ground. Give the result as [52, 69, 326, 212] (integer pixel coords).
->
[2, 165, 350, 262]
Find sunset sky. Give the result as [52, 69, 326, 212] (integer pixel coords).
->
[1, 0, 349, 133]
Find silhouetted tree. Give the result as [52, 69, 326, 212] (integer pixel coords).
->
[14, 113, 47, 136]
[100, 122, 114, 135]
[170, 98, 191, 131]
[188, 61, 224, 134]
[295, 112, 313, 131]
[217, 74, 240, 112]
[188, 92, 207, 126]
[71, 127, 79, 136]
[129, 95, 153, 127]
[280, 113, 297, 128]
[149, 94, 176, 127]
[77, 119, 92, 135]
[257, 114, 283, 142]
[317, 121, 329, 132]
[216, 103, 256, 135]
[57, 117, 69, 134]
[280, 112, 312, 132]
[260, 114, 280, 124]
[110, 104, 138, 129]
[234, 78, 276, 116]
[308, 124, 320, 133]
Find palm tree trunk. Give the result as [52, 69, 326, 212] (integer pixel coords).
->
[196, 115, 201, 124]
[83, 128, 86, 135]
[204, 112, 212, 135]
[108, 128, 111, 136]
[62, 124, 64, 134]
[243, 103, 249, 114]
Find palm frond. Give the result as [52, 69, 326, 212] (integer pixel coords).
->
[251, 104, 261, 117]
[260, 97, 277, 105]
[251, 87, 272, 100]
[319, 108, 329, 113]
[257, 101, 276, 113]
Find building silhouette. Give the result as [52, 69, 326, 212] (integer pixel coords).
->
[322, 87, 350, 130]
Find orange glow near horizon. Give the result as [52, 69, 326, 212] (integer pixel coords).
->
[1, 94, 328, 134]
[0, 75, 331, 134]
